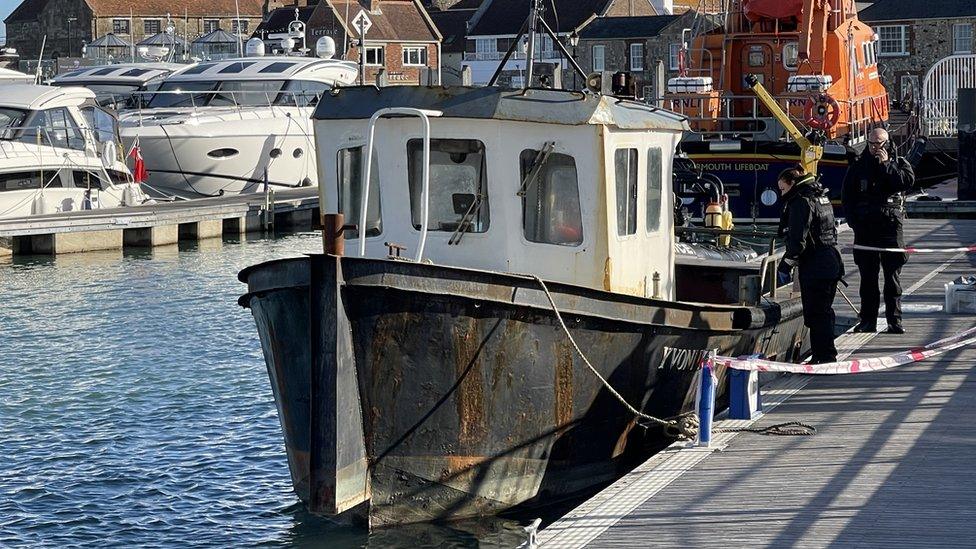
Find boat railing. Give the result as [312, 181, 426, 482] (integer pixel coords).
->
[657, 91, 886, 144]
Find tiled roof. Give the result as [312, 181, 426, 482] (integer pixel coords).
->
[320, 0, 440, 42]
[469, 0, 613, 36]
[579, 14, 679, 39]
[859, 0, 976, 21]
[84, 0, 265, 17]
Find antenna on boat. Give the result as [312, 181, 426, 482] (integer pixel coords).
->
[486, 0, 587, 90]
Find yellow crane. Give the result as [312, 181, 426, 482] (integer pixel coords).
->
[744, 74, 823, 175]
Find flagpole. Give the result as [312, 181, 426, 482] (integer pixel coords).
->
[129, 8, 135, 61]
[235, 0, 242, 57]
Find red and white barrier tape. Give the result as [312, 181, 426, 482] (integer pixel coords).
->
[849, 244, 976, 254]
[714, 326, 976, 375]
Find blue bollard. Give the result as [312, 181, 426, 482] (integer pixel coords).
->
[698, 359, 715, 447]
[729, 366, 763, 420]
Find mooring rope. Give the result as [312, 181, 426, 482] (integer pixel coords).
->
[531, 275, 699, 439]
[716, 421, 817, 436]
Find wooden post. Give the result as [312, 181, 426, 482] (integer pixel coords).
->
[323, 213, 345, 256]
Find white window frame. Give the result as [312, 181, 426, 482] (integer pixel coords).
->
[630, 43, 644, 71]
[669, 43, 681, 71]
[402, 46, 427, 66]
[112, 19, 130, 35]
[878, 25, 909, 57]
[953, 23, 973, 54]
[592, 44, 605, 72]
[364, 45, 384, 66]
[231, 19, 249, 35]
[143, 19, 161, 35]
[475, 37, 497, 60]
[783, 42, 799, 70]
[203, 19, 219, 34]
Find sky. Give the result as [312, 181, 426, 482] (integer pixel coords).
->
[0, 0, 18, 39]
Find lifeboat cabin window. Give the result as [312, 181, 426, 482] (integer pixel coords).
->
[407, 138, 489, 233]
[783, 43, 799, 71]
[646, 147, 663, 232]
[519, 148, 583, 246]
[614, 148, 638, 236]
[337, 146, 382, 239]
[0, 172, 43, 191]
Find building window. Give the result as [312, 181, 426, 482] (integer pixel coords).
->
[475, 37, 496, 60]
[406, 139, 488, 233]
[878, 25, 909, 56]
[953, 23, 973, 54]
[364, 46, 384, 66]
[337, 147, 382, 239]
[203, 19, 219, 34]
[232, 19, 249, 35]
[630, 43, 644, 71]
[646, 148, 662, 232]
[592, 45, 605, 72]
[113, 19, 130, 35]
[520, 148, 583, 246]
[144, 19, 161, 35]
[614, 148, 638, 236]
[402, 46, 427, 66]
[669, 43, 681, 71]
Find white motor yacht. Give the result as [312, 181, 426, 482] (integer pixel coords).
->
[0, 68, 34, 85]
[118, 56, 357, 199]
[0, 85, 146, 219]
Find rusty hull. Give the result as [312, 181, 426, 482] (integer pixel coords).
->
[239, 256, 808, 526]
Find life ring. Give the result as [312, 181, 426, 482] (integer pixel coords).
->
[804, 93, 841, 130]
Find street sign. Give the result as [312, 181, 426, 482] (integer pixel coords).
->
[351, 10, 372, 35]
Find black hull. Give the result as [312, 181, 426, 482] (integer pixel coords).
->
[239, 256, 809, 526]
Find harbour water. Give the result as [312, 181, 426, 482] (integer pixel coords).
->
[0, 233, 527, 547]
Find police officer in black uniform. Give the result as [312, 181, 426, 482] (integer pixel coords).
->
[841, 128, 915, 334]
[777, 168, 845, 364]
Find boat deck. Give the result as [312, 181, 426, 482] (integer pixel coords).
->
[539, 218, 976, 548]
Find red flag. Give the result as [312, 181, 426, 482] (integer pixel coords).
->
[128, 145, 148, 184]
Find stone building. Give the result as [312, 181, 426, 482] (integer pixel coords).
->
[426, 0, 482, 85]
[4, 0, 268, 60]
[859, 0, 976, 103]
[305, 0, 442, 85]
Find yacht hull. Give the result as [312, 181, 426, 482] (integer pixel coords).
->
[239, 255, 809, 526]
[120, 112, 317, 198]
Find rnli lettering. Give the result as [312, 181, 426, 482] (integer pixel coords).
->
[660, 347, 710, 370]
[699, 162, 770, 172]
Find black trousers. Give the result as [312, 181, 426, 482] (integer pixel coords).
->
[853, 249, 908, 326]
[800, 276, 839, 363]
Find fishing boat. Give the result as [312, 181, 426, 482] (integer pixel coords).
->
[237, 77, 814, 526]
[0, 85, 146, 219]
[664, 0, 890, 222]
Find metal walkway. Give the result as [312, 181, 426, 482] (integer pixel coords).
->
[540, 218, 976, 548]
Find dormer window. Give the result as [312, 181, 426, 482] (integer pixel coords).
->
[407, 138, 489, 233]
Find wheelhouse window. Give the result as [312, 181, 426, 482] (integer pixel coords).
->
[402, 46, 427, 66]
[147, 81, 218, 108]
[112, 19, 130, 35]
[337, 146, 382, 239]
[953, 23, 973, 54]
[614, 148, 638, 236]
[209, 79, 284, 107]
[144, 19, 161, 35]
[783, 43, 799, 70]
[0, 172, 43, 191]
[364, 46, 385, 66]
[646, 148, 663, 232]
[630, 43, 644, 71]
[520, 148, 583, 246]
[407, 138, 488, 233]
[592, 45, 605, 72]
[878, 25, 909, 56]
[274, 80, 330, 107]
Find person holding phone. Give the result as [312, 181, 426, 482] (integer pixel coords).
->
[841, 127, 915, 334]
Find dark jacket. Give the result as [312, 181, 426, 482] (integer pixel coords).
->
[779, 177, 845, 281]
[841, 150, 915, 247]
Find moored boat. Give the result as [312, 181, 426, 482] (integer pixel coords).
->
[238, 84, 811, 527]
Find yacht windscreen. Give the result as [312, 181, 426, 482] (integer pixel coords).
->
[210, 80, 286, 107]
[407, 139, 489, 233]
[0, 108, 28, 139]
[148, 81, 218, 108]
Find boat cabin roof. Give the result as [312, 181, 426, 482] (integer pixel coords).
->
[51, 63, 183, 85]
[312, 86, 690, 131]
[165, 57, 358, 85]
[0, 85, 96, 110]
[0, 68, 33, 83]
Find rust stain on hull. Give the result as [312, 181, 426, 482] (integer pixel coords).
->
[453, 318, 487, 447]
[554, 341, 574, 430]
